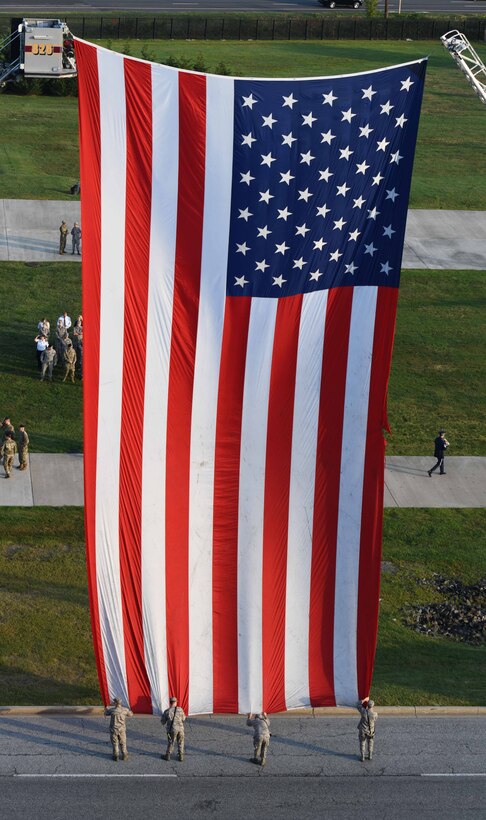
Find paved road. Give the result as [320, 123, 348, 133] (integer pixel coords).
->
[2, 200, 486, 269]
[0, 454, 485, 506]
[0, 715, 485, 819]
[0, 0, 484, 16]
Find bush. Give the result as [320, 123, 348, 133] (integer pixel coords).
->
[364, 0, 379, 16]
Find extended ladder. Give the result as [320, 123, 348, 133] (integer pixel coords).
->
[441, 30, 486, 106]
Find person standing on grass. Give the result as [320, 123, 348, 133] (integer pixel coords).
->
[1, 432, 17, 479]
[37, 318, 50, 339]
[40, 345, 58, 381]
[18, 425, 29, 471]
[1, 417, 14, 441]
[62, 339, 77, 383]
[59, 220, 68, 254]
[428, 429, 449, 476]
[357, 699, 378, 762]
[34, 334, 49, 369]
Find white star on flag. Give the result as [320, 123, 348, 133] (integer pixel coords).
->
[257, 225, 271, 239]
[313, 238, 327, 250]
[341, 108, 356, 123]
[364, 242, 377, 256]
[298, 188, 313, 202]
[309, 269, 323, 281]
[380, 101, 394, 115]
[262, 113, 277, 129]
[395, 114, 407, 128]
[282, 132, 297, 147]
[345, 262, 358, 274]
[302, 112, 317, 127]
[279, 170, 295, 185]
[400, 76, 414, 91]
[356, 160, 369, 175]
[255, 259, 270, 272]
[317, 204, 331, 218]
[240, 171, 255, 185]
[293, 257, 307, 270]
[386, 188, 399, 202]
[319, 168, 333, 182]
[367, 207, 380, 219]
[236, 241, 250, 255]
[277, 207, 292, 221]
[339, 146, 354, 161]
[261, 153, 276, 167]
[329, 249, 343, 262]
[361, 85, 376, 100]
[376, 138, 390, 152]
[238, 207, 253, 221]
[348, 229, 361, 241]
[275, 241, 289, 255]
[359, 124, 374, 138]
[390, 151, 403, 165]
[234, 275, 249, 287]
[322, 90, 337, 106]
[337, 183, 350, 197]
[241, 132, 256, 147]
[333, 217, 347, 231]
[242, 93, 257, 108]
[321, 129, 336, 145]
[259, 190, 273, 203]
[383, 224, 396, 238]
[353, 196, 366, 209]
[380, 261, 393, 275]
[300, 151, 315, 165]
[295, 224, 310, 237]
[282, 93, 297, 109]
[272, 274, 286, 287]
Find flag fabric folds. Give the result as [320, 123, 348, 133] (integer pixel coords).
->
[75, 38, 426, 715]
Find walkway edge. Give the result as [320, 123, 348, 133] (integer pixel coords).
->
[1, 705, 485, 717]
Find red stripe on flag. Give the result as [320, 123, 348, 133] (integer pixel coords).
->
[165, 72, 206, 714]
[356, 287, 399, 699]
[262, 294, 303, 713]
[118, 58, 153, 713]
[309, 287, 353, 707]
[76, 40, 109, 706]
[213, 297, 252, 713]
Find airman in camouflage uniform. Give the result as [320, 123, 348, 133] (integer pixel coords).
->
[56, 326, 70, 361]
[1, 432, 17, 478]
[18, 425, 29, 470]
[246, 712, 271, 767]
[59, 221, 68, 254]
[2, 418, 15, 441]
[161, 697, 186, 761]
[62, 340, 77, 383]
[41, 346, 58, 381]
[104, 697, 133, 761]
[73, 316, 83, 375]
[357, 699, 378, 762]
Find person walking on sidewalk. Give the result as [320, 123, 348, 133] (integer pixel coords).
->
[161, 697, 186, 761]
[18, 425, 29, 470]
[1, 432, 17, 478]
[357, 698, 377, 762]
[104, 697, 133, 761]
[247, 712, 271, 767]
[428, 429, 449, 476]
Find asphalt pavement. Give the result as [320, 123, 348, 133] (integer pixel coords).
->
[2, 200, 486, 269]
[0, 714, 485, 820]
[0, 0, 484, 15]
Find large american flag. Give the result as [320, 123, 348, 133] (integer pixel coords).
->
[76, 39, 426, 715]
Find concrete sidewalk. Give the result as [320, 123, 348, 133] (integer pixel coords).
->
[1, 200, 486, 269]
[0, 455, 484, 507]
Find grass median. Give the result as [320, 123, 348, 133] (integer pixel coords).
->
[0, 39, 485, 208]
[0, 264, 483, 455]
[0, 506, 483, 706]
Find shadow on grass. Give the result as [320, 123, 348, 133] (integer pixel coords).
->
[0, 665, 98, 707]
[0, 570, 88, 608]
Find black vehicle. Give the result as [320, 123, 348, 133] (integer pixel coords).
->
[318, 0, 363, 7]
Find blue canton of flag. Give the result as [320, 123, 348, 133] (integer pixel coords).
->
[227, 60, 426, 297]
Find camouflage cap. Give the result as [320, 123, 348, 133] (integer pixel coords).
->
[113, 696, 122, 705]
[169, 696, 177, 703]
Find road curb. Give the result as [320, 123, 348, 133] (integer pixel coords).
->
[1, 705, 485, 717]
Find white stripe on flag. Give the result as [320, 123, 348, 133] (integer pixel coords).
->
[333, 286, 378, 705]
[141, 63, 179, 715]
[284, 290, 328, 710]
[237, 298, 278, 715]
[96, 47, 129, 704]
[188, 75, 234, 715]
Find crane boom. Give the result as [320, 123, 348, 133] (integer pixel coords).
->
[440, 30, 486, 106]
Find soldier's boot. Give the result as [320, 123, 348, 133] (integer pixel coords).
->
[260, 756, 266, 767]
[359, 741, 366, 762]
[122, 752, 129, 761]
[161, 753, 171, 761]
[368, 739, 374, 761]
[178, 752, 184, 762]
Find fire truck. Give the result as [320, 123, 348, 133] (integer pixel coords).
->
[0, 18, 77, 86]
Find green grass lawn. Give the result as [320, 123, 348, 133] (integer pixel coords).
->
[0, 264, 483, 455]
[0, 507, 483, 705]
[0, 39, 485, 207]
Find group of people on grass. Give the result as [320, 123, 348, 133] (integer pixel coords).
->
[34, 311, 83, 382]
